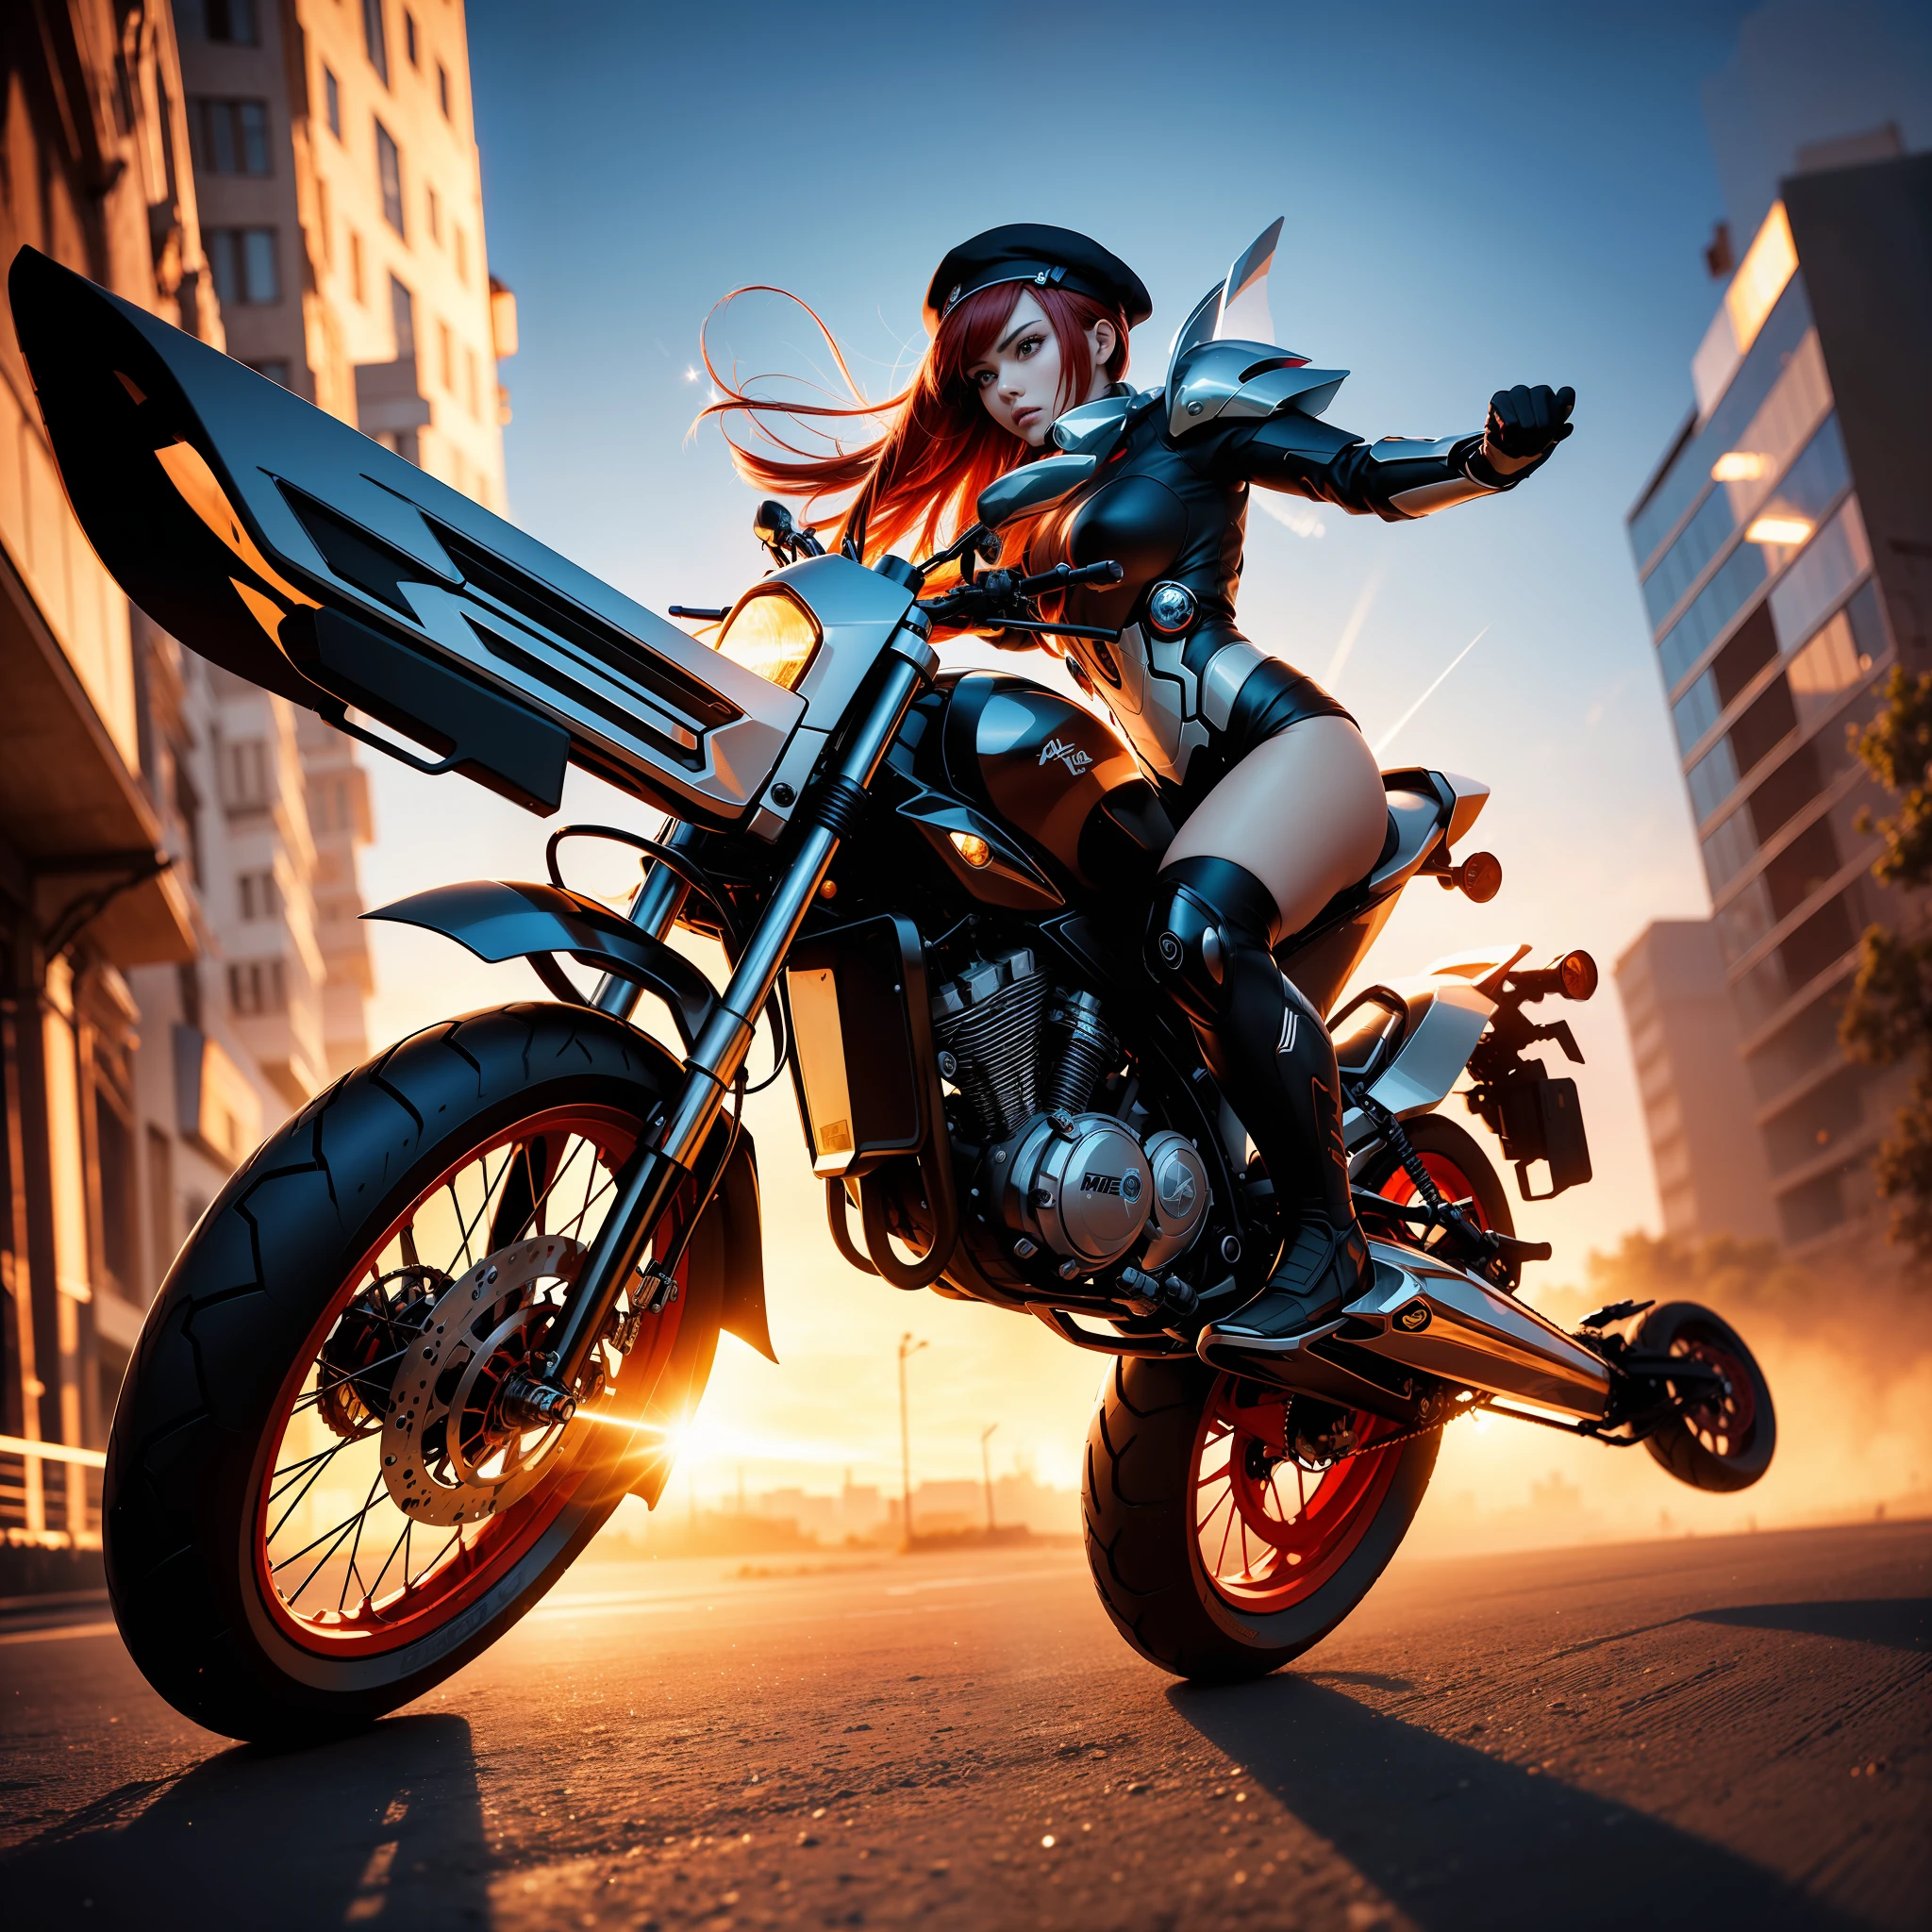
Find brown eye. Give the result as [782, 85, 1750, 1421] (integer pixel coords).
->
[1016, 333, 1044, 359]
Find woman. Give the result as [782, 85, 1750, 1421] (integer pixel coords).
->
[703, 224, 1574, 1375]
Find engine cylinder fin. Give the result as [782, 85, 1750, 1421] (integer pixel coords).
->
[931, 947, 1048, 1143]
[1041, 988, 1118, 1115]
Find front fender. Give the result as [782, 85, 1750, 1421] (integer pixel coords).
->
[365, 879, 718, 1048]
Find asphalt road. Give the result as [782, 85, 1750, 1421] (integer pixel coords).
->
[1, 1520, 1925, 1932]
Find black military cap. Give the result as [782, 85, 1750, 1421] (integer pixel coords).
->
[923, 225, 1152, 338]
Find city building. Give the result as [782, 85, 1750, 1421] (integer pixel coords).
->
[173, 0, 520, 1100]
[1625, 134, 1932, 1257]
[1615, 922, 1780, 1242]
[2, 0, 508, 1588]
[0, 1, 285, 1585]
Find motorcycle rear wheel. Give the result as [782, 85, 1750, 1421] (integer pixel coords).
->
[1636, 1301, 1776, 1492]
[104, 1003, 719, 1742]
[1082, 1357, 1439, 1681]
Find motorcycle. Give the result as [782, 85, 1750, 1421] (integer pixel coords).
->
[8, 246, 1775, 1741]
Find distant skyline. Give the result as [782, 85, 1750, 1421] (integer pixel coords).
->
[350, 1, 1905, 1501]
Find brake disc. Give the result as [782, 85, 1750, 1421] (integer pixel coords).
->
[379, 1235, 586, 1526]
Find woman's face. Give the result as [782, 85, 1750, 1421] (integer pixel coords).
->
[968, 291, 1117, 447]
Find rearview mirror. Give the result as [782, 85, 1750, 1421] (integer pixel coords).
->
[974, 453, 1098, 530]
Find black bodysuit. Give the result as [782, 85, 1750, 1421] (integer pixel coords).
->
[1011, 343, 1540, 821]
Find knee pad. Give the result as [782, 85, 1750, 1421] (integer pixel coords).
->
[1144, 857, 1279, 1027]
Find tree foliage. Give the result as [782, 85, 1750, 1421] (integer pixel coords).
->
[1840, 665, 1932, 1264]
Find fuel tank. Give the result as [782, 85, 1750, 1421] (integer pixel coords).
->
[938, 673, 1174, 896]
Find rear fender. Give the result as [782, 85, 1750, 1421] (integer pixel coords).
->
[1341, 972, 1497, 1152]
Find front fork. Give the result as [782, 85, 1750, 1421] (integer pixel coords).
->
[523, 622, 938, 1412]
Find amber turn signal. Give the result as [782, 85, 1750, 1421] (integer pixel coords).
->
[949, 831, 992, 869]
[1558, 949, 1599, 1001]
[1437, 850, 1503, 903]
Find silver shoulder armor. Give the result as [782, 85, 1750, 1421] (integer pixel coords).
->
[1167, 338, 1349, 439]
[1050, 391, 1138, 459]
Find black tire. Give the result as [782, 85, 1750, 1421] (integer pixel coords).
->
[1636, 1301, 1776, 1492]
[104, 1003, 721, 1743]
[1082, 1356, 1439, 1681]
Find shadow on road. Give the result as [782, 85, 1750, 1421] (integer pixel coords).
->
[1170, 1675, 1862, 1932]
[1694, 1597, 1930, 1652]
[2, 1712, 488, 1930]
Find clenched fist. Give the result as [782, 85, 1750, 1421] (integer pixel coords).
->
[1479, 383, 1575, 476]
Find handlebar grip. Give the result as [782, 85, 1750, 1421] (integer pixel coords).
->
[1015, 559, 1124, 596]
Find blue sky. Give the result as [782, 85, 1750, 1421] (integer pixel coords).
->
[358, 0, 1807, 1491]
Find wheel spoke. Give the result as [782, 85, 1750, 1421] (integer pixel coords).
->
[258, 1110, 646, 1650]
[288, 1341, 415, 1419]
[269, 1438, 351, 1498]
[276, 1491, 375, 1603]
[267, 1439, 353, 1542]
[558, 1170, 616, 1244]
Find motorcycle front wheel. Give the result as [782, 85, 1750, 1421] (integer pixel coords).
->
[105, 1003, 720, 1742]
[1082, 1357, 1439, 1681]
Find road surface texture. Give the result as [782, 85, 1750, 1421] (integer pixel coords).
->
[1, 1520, 1925, 1931]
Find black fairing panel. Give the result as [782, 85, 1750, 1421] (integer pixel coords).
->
[5, 246, 798, 824]
[940, 672, 1174, 896]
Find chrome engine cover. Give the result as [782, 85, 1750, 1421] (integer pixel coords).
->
[1140, 1129, 1211, 1270]
[1006, 1111, 1155, 1270]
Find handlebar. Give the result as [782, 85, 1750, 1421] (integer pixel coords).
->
[917, 558, 1124, 641]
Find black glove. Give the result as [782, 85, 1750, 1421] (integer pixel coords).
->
[1479, 383, 1575, 475]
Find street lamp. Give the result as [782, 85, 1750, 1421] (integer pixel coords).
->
[897, 1333, 926, 1548]
[981, 1423, 998, 1534]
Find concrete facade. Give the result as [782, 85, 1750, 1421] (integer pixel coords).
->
[1615, 920, 1780, 1243]
[0, 1, 285, 1578]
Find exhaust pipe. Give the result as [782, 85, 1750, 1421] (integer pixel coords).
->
[1338, 1243, 1611, 1420]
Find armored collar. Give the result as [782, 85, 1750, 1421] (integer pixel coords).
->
[1049, 386, 1156, 464]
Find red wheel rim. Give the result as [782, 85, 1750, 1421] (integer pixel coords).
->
[253, 1105, 692, 1656]
[1379, 1151, 1491, 1233]
[1191, 1375, 1403, 1614]
[1669, 1330, 1757, 1459]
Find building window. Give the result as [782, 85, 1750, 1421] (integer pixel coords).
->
[93, 1084, 137, 1303]
[438, 319, 453, 391]
[426, 185, 441, 243]
[324, 66, 342, 140]
[314, 177, 332, 265]
[438, 61, 451, 119]
[228, 959, 288, 1017]
[244, 359, 291, 388]
[237, 869, 279, 921]
[192, 98, 272, 176]
[390, 275, 416, 359]
[220, 738, 271, 811]
[1659, 541, 1768, 692]
[363, 0, 390, 85]
[465, 345, 479, 419]
[1638, 331, 1832, 633]
[1788, 580, 1886, 731]
[1628, 279, 1813, 572]
[207, 228, 280, 307]
[375, 120, 405, 236]
[1769, 497, 1871, 656]
[453, 225, 468, 284]
[200, 0, 259, 45]
[405, 10, 420, 66]
[350, 229, 365, 305]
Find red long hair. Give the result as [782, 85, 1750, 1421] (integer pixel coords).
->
[696, 281, 1130, 564]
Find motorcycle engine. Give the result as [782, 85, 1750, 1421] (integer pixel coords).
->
[931, 951, 1211, 1275]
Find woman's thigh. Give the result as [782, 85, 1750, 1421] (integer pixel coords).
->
[1163, 717, 1388, 936]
